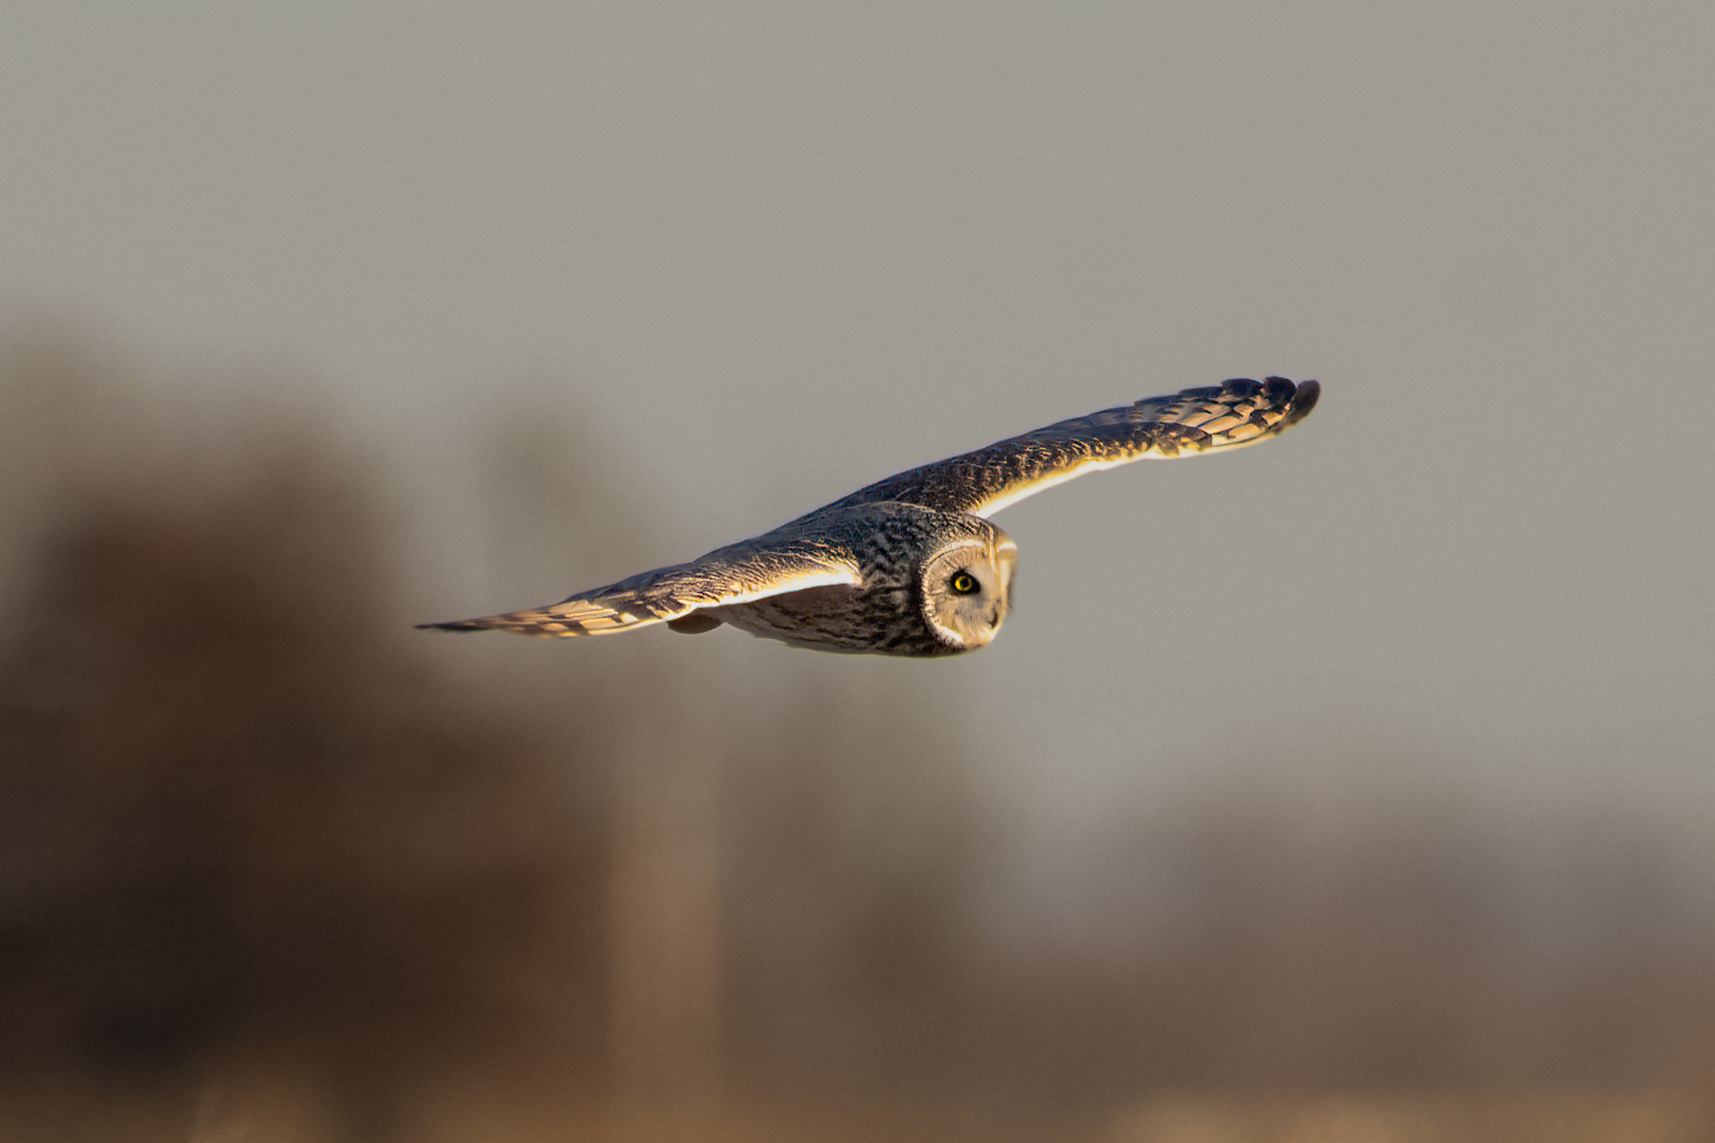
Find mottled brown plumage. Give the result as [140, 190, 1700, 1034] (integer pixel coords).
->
[421, 377, 1319, 656]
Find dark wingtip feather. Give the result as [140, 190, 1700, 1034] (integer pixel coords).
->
[415, 620, 491, 633]
[1282, 378, 1320, 425]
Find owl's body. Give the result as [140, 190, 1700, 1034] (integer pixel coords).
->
[422, 376, 1318, 656]
[705, 503, 1015, 655]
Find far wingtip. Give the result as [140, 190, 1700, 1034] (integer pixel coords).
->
[1262, 375, 1323, 425]
[1286, 377, 1320, 424]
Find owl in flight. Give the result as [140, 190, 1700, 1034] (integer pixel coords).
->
[422, 376, 1319, 656]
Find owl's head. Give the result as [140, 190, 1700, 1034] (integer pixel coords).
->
[920, 523, 1017, 652]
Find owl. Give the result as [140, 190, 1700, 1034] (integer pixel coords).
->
[422, 376, 1319, 656]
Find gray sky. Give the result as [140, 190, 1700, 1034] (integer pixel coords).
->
[4, 1, 1712, 838]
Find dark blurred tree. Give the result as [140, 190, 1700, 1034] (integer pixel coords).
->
[0, 344, 613, 1140]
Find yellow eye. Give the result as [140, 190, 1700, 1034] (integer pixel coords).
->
[949, 571, 979, 595]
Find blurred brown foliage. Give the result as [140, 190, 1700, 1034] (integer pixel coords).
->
[0, 341, 613, 1141]
[2, 333, 1714, 1142]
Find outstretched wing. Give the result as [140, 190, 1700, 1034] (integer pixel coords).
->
[419, 538, 860, 638]
[819, 376, 1319, 519]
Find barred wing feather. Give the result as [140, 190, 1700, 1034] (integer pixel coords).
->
[819, 376, 1319, 519]
[419, 541, 860, 638]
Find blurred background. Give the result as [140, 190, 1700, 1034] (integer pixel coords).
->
[3, 3, 1714, 1140]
